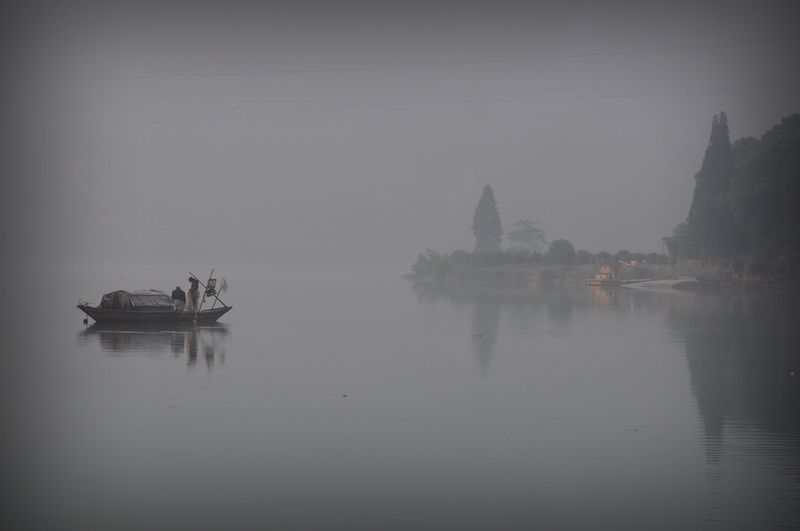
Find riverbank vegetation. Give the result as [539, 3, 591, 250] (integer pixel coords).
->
[408, 113, 799, 286]
[406, 247, 735, 285]
[663, 112, 800, 279]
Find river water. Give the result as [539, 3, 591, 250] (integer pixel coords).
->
[2, 266, 798, 530]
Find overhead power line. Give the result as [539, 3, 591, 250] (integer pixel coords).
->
[1, 36, 798, 82]
[4, 81, 798, 114]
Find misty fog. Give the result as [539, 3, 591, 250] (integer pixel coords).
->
[2, 0, 799, 270]
[3, 4, 800, 529]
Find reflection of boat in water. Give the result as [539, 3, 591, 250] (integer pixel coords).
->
[78, 322, 230, 363]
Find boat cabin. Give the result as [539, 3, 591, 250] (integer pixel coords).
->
[100, 290, 175, 313]
[587, 263, 621, 287]
[597, 264, 619, 281]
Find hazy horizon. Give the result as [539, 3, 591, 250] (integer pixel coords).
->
[3, 0, 799, 270]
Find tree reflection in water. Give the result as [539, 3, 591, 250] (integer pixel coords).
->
[411, 280, 800, 464]
[666, 290, 800, 478]
[410, 280, 590, 373]
[470, 298, 501, 375]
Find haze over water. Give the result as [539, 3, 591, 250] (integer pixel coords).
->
[3, 1, 800, 269]
[3, 2, 800, 528]
[2, 267, 798, 530]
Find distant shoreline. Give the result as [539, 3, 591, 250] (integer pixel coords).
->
[404, 263, 800, 290]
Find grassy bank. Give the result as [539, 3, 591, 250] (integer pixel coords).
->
[405, 262, 799, 288]
[406, 248, 800, 288]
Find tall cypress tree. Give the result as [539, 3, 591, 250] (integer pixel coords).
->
[472, 184, 503, 252]
[686, 112, 748, 258]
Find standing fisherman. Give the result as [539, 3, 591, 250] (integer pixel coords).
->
[187, 277, 200, 312]
[172, 286, 186, 311]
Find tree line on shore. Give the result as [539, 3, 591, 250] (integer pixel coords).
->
[410, 246, 664, 280]
[412, 184, 664, 280]
[662, 112, 800, 279]
[411, 113, 799, 281]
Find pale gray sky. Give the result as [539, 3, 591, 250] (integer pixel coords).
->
[2, 0, 799, 269]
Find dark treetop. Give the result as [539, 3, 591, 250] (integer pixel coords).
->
[472, 184, 503, 252]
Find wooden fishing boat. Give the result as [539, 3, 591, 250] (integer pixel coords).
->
[78, 289, 232, 323]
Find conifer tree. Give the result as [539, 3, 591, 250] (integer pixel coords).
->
[686, 112, 748, 257]
[472, 185, 503, 252]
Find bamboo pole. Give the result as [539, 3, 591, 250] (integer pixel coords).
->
[188, 270, 228, 308]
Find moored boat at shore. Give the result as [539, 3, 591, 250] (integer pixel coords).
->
[586, 263, 621, 287]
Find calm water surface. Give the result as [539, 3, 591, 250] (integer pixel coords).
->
[2, 266, 798, 530]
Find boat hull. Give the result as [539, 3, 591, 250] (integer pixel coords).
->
[586, 279, 620, 287]
[78, 304, 232, 323]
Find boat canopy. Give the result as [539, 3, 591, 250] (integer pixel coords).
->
[101, 290, 174, 312]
